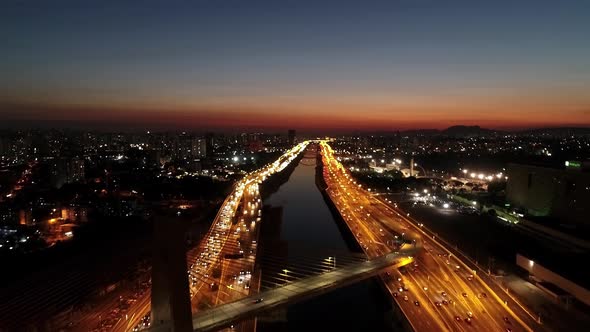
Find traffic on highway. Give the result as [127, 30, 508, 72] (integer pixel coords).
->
[124, 142, 309, 331]
[320, 141, 537, 332]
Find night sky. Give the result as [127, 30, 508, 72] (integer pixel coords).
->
[1, 0, 590, 131]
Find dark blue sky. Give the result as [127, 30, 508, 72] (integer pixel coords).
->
[1, 0, 589, 130]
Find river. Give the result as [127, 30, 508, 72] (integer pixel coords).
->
[257, 144, 395, 331]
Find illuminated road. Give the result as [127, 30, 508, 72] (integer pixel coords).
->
[320, 141, 539, 332]
[147, 245, 417, 332]
[123, 142, 309, 331]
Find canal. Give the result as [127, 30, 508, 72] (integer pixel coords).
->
[257, 144, 395, 331]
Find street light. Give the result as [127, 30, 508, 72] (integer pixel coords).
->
[327, 256, 336, 269]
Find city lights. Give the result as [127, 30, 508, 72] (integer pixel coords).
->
[2, 1, 588, 329]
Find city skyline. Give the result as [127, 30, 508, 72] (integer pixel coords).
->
[2, 0, 590, 130]
[2, 1, 590, 330]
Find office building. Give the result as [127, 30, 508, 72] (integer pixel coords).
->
[506, 162, 590, 226]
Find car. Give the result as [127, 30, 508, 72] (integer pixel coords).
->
[441, 291, 447, 297]
[503, 317, 511, 324]
[414, 301, 420, 306]
[393, 292, 398, 297]
[481, 292, 487, 298]
[467, 311, 473, 318]
[506, 329, 512, 332]
[454, 316, 462, 322]
[442, 300, 449, 305]
[253, 298, 264, 304]
[462, 292, 468, 298]
[398, 287, 404, 292]
[435, 301, 442, 307]
[403, 295, 409, 301]
[423, 286, 428, 291]
[464, 317, 472, 324]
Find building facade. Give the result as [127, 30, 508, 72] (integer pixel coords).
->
[191, 138, 207, 158]
[506, 162, 590, 226]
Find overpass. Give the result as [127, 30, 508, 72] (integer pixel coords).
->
[148, 244, 419, 332]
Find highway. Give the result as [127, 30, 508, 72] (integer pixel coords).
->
[320, 141, 538, 332]
[122, 142, 310, 331]
[147, 245, 417, 332]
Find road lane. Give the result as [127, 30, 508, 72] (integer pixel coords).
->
[319, 141, 537, 332]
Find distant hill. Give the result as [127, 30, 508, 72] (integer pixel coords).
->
[399, 129, 440, 136]
[361, 125, 590, 137]
[398, 125, 499, 137]
[403, 125, 590, 137]
[520, 127, 590, 136]
[441, 125, 499, 137]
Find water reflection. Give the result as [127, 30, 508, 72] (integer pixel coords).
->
[259, 144, 394, 331]
[265, 146, 347, 249]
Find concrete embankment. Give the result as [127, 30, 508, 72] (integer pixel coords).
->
[314, 149, 363, 253]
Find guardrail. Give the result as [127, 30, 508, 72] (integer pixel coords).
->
[377, 196, 543, 332]
[148, 248, 417, 332]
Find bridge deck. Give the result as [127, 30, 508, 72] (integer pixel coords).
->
[149, 245, 417, 332]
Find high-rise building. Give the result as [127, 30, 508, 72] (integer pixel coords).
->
[177, 133, 192, 160]
[191, 138, 207, 158]
[205, 133, 214, 157]
[288, 129, 296, 146]
[68, 157, 85, 183]
[506, 162, 590, 226]
[50, 157, 85, 188]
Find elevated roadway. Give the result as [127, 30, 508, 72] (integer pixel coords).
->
[148, 245, 417, 332]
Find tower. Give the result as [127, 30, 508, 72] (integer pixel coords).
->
[151, 214, 192, 331]
[288, 129, 296, 146]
